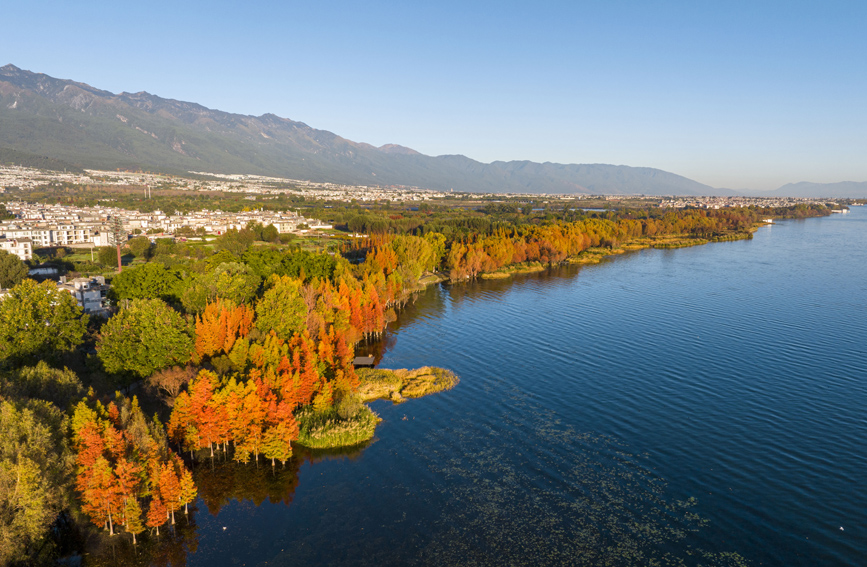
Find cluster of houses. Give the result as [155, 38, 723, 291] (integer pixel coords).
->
[0, 201, 332, 317]
[0, 164, 447, 202]
[0, 201, 332, 263]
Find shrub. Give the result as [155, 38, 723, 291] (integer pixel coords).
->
[336, 394, 363, 420]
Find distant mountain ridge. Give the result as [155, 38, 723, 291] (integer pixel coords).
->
[0, 63, 723, 195]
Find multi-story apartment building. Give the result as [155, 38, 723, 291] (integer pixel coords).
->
[0, 237, 33, 261]
[4, 226, 52, 247]
[51, 225, 95, 245]
[0, 223, 103, 247]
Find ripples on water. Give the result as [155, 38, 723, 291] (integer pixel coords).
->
[182, 210, 866, 567]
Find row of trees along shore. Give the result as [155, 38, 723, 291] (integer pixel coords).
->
[0, 203, 832, 564]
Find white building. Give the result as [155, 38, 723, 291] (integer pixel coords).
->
[273, 220, 298, 233]
[92, 232, 113, 246]
[51, 225, 95, 245]
[1, 223, 100, 247]
[0, 238, 33, 261]
[57, 276, 110, 316]
[4, 227, 51, 247]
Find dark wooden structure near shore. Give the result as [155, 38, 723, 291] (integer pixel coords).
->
[353, 355, 375, 368]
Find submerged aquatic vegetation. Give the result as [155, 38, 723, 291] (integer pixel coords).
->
[407, 393, 748, 567]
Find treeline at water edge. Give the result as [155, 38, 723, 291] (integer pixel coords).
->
[0, 202, 831, 565]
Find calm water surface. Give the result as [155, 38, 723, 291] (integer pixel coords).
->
[183, 209, 866, 566]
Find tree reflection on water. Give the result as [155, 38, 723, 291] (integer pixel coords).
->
[82, 442, 371, 566]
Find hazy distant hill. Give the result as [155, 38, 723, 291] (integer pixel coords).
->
[772, 181, 867, 199]
[0, 64, 719, 195]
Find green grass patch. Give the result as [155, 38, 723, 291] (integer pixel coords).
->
[294, 402, 380, 449]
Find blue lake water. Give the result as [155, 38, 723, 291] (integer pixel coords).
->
[184, 208, 867, 566]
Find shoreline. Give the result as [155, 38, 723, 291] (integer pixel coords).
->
[414, 227, 761, 285]
[295, 220, 794, 450]
[293, 367, 459, 449]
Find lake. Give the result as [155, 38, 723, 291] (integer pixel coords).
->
[151, 208, 867, 566]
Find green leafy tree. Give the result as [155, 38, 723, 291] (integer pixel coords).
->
[127, 235, 152, 258]
[347, 215, 368, 233]
[178, 468, 197, 515]
[244, 221, 279, 243]
[255, 275, 307, 339]
[0, 250, 28, 289]
[97, 299, 194, 387]
[0, 362, 84, 409]
[214, 228, 255, 256]
[277, 250, 337, 282]
[261, 224, 279, 243]
[205, 249, 237, 269]
[242, 246, 284, 278]
[423, 232, 447, 269]
[111, 262, 184, 302]
[245, 221, 264, 239]
[0, 398, 73, 565]
[391, 234, 437, 281]
[180, 262, 260, 313]
[153, 237, 177, 256]
[97, 246, 118, 267]
[262, 421, 294, 467]
[123, 497, 145, 545]
[0, 279, 87, 365]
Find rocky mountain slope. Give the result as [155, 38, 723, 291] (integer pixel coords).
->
[0, 64, 719, 195]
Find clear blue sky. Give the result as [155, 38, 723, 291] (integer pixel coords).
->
[3, 0, 866, 190]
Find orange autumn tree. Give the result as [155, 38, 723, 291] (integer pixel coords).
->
[170, 318, 359, 466]
[78, 456, 122, 535]
[158, 462, 182, 525]
[71, 402, 125, 535]
[146, 496, 168, 537]
[170, 370, 221, 457]
[71, 393, 196, 542]
[195, 299, 254, 360]
[178, 465, 197, 515]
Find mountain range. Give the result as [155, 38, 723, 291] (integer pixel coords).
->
[0, 64, 863, 198]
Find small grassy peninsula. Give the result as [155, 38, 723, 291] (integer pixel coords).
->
[356, 367, 460, 403]
[294, 366, 459, 449]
